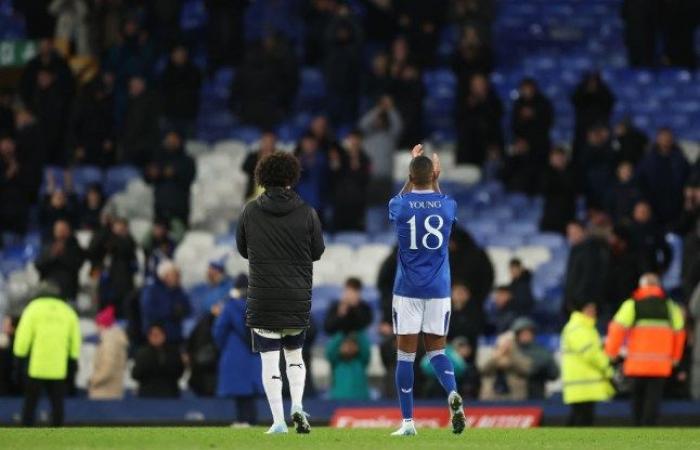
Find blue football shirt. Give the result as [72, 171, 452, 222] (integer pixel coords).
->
[389, 190, 457, 299]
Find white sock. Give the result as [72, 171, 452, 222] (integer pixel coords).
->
[283, 347, 306, 410]
[260, 350, 285, 425]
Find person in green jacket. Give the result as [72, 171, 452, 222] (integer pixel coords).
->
[325, 331, 371, 400]
[560, 301, 614, 426]
[13, 281, 82, 426]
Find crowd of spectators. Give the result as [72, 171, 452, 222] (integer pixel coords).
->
[0, 0, 698, 419]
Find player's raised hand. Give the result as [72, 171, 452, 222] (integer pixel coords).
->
[410, 143, 423, 158]
[432, 152, 441, 180]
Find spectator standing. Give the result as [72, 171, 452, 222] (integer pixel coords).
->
[0, 316, 21, 396]
[88, 217, 138, 318]
[364, 52, 392, 103]
[142, 218, 176, 281]
[456, 73, 503, 165]
[681, 176, 700, 298]
[612, 119, 648, 166]
[120, 76, 160, 166]
[636, 128, 691, 228]
[102, 18, 155, 110]
[325, 331, 371, 400]
[628, 201, 673, 274]
[77, 184, 105, 231]
[604, 226, 645, 316]
[508, 259, 535, 316]
[606, 161, 642, 223]
[561, 301, 614, 426]
[39, 181, 79, 238]
[19, 39, 75, 166]
[187, 303, 220, 398]
[241, 131, 278, 200]
[88, 306, 128, 399]
[389, 62, 424, 148]
[68, 77, 116, 167]
[213, 288, 264, 425]
[144, 131, 196, 226]
[501, 138, 538, 195]
[230, 36, 299, 129]
[295, 133, 328, 216]
[131, 324, 184, 398]
[13, 281, 81, 426]
[539, 147, 577, 234]
[571, 72, 615, 152]
[579, 124, 616, 210]
[324, 278, 373, 335]
[563, 222, 610, 313]
[140, 260, 191, 344]
[605, 274, 686, 426]
[196, 260, 233, 317]
[511, 78, 553, 165]
[159, 45, 202, 137]
[324, 6, 363, 126]
[14, 110, 46, 203]
[35, 219, 85, 300]
[0, 135, 32, 237]
[307, 115, 336, 154]
[329, 132, 371, 231]
[358, 96, 402, 205]
[451, 25, 493, 92]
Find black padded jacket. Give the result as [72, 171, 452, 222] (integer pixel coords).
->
[236, 187, 325, 329]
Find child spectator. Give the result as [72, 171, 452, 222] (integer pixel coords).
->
[324, 277, 373, 335]
[326, 331, 371, 400]
[88, 306, 128, 399]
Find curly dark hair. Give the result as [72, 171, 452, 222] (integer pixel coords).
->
[255, 151, 301, 189]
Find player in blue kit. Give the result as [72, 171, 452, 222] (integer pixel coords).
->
[388, 144, 466, 436]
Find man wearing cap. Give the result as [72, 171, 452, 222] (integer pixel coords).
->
[13, 281, 82, 426]
[196, 258, 233, 317]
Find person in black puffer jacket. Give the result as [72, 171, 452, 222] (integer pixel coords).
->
[236, 152, 324, 433]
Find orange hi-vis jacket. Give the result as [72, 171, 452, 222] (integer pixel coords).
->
[605, 286, 685, 378]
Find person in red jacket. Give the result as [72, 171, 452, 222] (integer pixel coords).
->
[605, 273, 686, 425]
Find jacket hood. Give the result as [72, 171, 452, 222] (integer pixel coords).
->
[633, 285, 666, 301]
[256, 187, 305, 216]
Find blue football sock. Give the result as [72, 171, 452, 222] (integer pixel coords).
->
[395, 351, 415, 420]
[427, 350, 457, 395]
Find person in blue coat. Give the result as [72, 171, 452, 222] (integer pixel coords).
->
[195, 259, 233, 317]
[213, 283, 263, 425]
[140, 260, 191, 344]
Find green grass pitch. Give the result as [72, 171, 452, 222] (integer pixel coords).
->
[3, 427, 700, 449]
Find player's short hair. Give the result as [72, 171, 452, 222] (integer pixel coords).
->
[409, 155, 434, 187]
[255, 151, 301, 189]
[345, 277, 362, 291]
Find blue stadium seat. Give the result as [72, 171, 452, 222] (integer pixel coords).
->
[503, 221, 538, 237]
[333, 232, 369, 247]
[486, 234, 524, 248]
[104, 166, 140, 196]
[371, 232, 396, 246]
